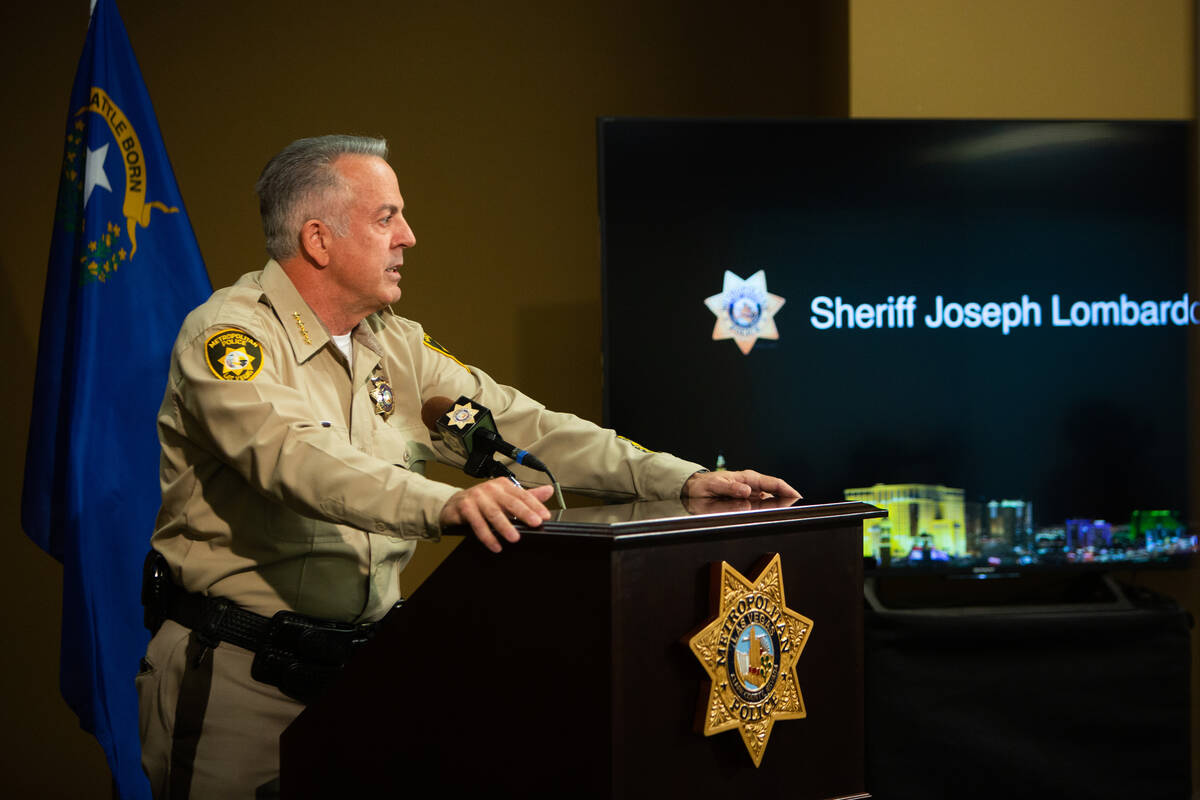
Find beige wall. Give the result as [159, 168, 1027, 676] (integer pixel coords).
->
[851, 0, 1192, 118]
[850, 0, 1198, 789]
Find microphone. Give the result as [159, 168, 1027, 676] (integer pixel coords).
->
[420, 395, 548, 478]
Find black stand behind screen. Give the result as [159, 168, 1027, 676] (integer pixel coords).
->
[864, 598, 1192, 799]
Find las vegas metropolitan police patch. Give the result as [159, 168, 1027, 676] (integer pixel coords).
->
[205, 329, 264, 381]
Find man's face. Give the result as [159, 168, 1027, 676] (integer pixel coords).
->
[323, 154, 415, 316]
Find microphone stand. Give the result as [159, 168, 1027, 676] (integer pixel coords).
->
[465, 449, 522, 487]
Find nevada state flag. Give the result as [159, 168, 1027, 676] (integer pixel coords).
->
[22, 1, 212, 797]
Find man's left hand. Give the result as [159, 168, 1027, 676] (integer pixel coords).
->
[683, 469, 801, 500]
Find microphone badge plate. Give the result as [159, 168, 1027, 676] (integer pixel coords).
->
[444, 401, 480, 430]
[687, 553, 813, 767]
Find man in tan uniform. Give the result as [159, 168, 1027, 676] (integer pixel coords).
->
[137, 134, 797, 798]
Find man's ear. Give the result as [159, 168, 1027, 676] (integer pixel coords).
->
[299, 219, 333, 267]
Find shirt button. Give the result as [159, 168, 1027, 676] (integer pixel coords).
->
[374, 522, 386, 532]
[401, 451, 409, 463]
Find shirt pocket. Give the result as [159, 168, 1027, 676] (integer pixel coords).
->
[266, 511, 355, 543]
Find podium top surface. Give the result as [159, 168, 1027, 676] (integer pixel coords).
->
[514, 499, 884, 544]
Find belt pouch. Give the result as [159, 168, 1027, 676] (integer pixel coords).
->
[250, 610, 375, 703]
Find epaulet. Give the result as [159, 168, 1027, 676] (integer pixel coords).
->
[421, 332, 470, 372]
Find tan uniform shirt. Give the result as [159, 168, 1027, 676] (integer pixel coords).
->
[152, 261, 702, 622]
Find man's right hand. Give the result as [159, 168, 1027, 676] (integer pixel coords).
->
[439, 480, 554, 553]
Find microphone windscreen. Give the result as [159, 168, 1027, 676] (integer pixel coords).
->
[420, 395, 454, 433]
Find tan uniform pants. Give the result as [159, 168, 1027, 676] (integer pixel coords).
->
[137, 619, 305, 799]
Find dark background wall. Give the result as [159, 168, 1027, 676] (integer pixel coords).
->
[0, 0, 1194, 796]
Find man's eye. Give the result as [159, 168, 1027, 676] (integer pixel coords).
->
[381, 215, 393, 224]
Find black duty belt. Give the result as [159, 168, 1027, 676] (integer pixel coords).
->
[141, 550, 386, 703]
[160, 587, 273, 652]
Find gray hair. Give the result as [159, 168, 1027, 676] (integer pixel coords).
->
[255, 134, 390, 260]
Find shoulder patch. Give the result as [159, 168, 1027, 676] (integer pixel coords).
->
[205, 328, 265, 381]
[422, 333, 470, 372]
[617, 434, 656, 453]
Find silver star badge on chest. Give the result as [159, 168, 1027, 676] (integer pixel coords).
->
[368, 376, 395, 420]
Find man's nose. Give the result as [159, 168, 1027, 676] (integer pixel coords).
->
[395, 220, 415, 248]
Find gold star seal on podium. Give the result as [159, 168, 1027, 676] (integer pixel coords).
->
[687, 554, 813, 767]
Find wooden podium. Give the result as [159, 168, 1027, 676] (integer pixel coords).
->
[280, 499, 882, 799]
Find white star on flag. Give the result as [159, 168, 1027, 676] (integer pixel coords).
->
[83, 142, 112, 208]
[704, 269, 786, 355]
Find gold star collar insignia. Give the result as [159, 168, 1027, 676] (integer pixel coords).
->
[687, 553, 812, 767]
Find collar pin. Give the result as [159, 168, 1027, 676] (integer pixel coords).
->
[292, 312, 312, 345]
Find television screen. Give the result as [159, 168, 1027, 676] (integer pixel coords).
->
[598, 118, 1197, 575]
